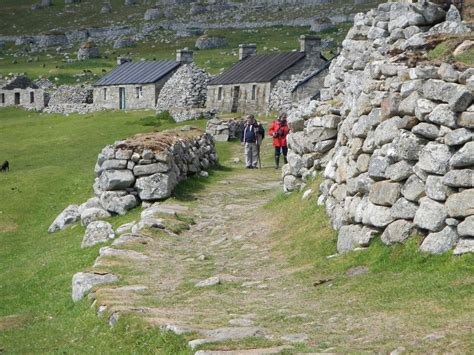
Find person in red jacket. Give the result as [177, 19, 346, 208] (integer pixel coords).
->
[268, 112, 290, 169]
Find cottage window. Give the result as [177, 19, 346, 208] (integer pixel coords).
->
[0, 93, 4, 104]
[218, 87, 223, 101]
[251, 85, 256, 100]
[103, 88, 107, 100]
[30, 92, 35, 103]
[136, 86, 143, 99]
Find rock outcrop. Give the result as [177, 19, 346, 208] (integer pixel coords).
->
[285, 2, 474, 255]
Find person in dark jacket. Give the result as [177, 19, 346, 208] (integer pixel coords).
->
[268, 112, 290, 169]
[241, 115, 264, 169]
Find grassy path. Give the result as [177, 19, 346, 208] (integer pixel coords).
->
[0, 108, 472, 353]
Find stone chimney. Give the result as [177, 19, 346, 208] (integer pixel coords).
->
[176, 48, 193, 64]
[117, 57, 131, 65]
[239, 44, 257, 61]
[299, 35, 322, 57]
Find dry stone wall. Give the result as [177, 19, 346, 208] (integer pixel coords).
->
[269, 69, 314, 113]
[206, 117, 246, 142]
[284, 2, 474, 255]
[48, 127, 217, 233]
[156, 63, 211, 122]
[43, 84, 102, 114]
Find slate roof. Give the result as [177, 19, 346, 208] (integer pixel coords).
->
[208, 52, 306, 85]
[94, 60, 181, 86]
[2, 75, 38, 90]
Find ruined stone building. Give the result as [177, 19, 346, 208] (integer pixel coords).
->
[206, 36, 328, 114]
[93, 49, 193, 110]
[0, 75, 49, 111]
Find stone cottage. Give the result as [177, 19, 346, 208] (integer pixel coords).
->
[206, 36, 328, 114]
[93, 49, 193, 110]
[0, 75, 49, 111]
[291, 60, 333, 102]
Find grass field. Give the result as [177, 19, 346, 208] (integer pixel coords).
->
[0, 108, 207, 353]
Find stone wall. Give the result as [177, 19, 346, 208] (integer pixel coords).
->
[206, 117, 246, 141]
[156, 63, 210, 120]
[0, 88, 48, 111]
[207, 82, 271, 114]
[284, 3, 474, 255]
[48, 127, 217, 233]
[93, 83, 158, 111]
[44, 84, 100, 114]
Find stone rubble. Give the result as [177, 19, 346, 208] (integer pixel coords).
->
[284, 2, 474, 255]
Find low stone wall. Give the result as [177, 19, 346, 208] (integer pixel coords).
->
[43, 84, 101, 114]
[206, 117, 246, 142]
[48, 127, 217, 233]
[285, 2, 474, 255]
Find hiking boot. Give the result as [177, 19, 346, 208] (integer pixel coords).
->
[275, 156, 280, 169]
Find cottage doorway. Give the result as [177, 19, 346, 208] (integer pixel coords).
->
[14, 92, 20, 105]
[119, 88, 126, 110]
[231, 86, 240, 113]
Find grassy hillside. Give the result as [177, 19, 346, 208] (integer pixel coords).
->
[0, 25, 349, 85]
[0, 0, 382, 36]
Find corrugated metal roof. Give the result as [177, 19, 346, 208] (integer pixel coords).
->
[208, 52, 306, 85]
[94, 60, 181, 86]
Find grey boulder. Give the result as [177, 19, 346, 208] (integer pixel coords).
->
[48, 204, 80, 233]
[100, 191, 138, 215]
[80, 207, 112, 226]
[381, 220, 414, 245]
[414, 197, 447, 232]
[135, 172, 178, 201]
[99, 170, 135, 191]
[419, 226, 459, 254]
[82, 221, 115, 248]
[72, 272, 118, 302]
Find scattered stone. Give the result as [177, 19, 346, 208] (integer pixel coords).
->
[72, 272, 118, 302]
[195, 276, 220, 288]
[48, 204, 80, 232]
[281, 333, 308, 343]
[81, 221, 115, 248]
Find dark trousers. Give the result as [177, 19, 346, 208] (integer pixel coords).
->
[275, 146, 288, 158]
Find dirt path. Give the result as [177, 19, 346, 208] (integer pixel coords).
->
[88, 142, 330, 352]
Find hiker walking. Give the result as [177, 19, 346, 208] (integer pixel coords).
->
[268, 112, 290, 169]
[241, 115, 264, 169]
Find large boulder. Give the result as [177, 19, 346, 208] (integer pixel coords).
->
[414, 197, 448, 232]
[445, 189, 474, 218]
[419, 226, 459, 254]
[381, 220, 414, 245]
[80, 207, 112, 226]
[100, 191, 138, 215]
[135, 172, 178, 201]
[81, 221, 115, 248]
[195, 36, 228, 50]
[99, 170, 135, 191]
[48, 205, 80, 233]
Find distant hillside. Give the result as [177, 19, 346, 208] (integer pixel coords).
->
[0, 0, 384, 36]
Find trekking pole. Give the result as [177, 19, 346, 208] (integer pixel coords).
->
[257, 141, 262, 169]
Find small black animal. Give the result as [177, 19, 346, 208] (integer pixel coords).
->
[1, 160, 9, 172]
